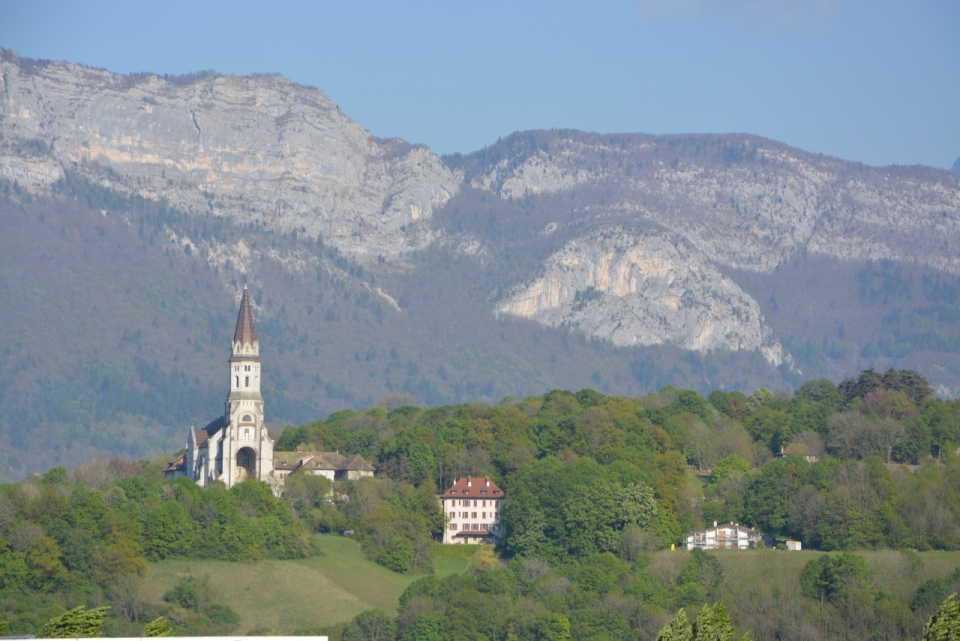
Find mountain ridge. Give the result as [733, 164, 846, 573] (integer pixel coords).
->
[2, 49, 959, 480]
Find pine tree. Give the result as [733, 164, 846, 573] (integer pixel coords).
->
[144, 616, 173, 637]
[923, 593, 960, 641]
[37, 606, 110, 638]
[656, 608, 692, 641]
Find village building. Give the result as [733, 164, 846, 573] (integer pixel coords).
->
[683, 522, 773, 550]
[164, 285, 372, 491]
[440, 477, 505, 544]
[272, 448, 374, 483]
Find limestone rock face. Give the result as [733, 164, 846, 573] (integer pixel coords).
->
[497, 228, 791, 367]
[0, 50, 458, 259]
[466, 133, 960, 274]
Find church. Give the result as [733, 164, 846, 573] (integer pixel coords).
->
[164, 284, 275, 487]
[164, 285, 375, 491]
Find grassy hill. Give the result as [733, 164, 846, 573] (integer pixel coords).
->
[145, 536, 470, 634]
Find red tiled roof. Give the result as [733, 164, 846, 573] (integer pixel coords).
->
[195, 430, 209, 446]
[441, 476, 504, 499]
[233, 286, 257, 347]
[164, 455, 185, 473]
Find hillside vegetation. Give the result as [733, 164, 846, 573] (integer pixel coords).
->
[3, 369, 960, 639]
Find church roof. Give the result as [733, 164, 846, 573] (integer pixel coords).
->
[233, 285, 257, 347]
[164, 454, 185, 473]
[202, 416, 226, 438]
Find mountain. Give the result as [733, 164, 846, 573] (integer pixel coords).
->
[1, 49, 959, 480]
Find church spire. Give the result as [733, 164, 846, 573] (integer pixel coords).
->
[233, 284, 257, 349]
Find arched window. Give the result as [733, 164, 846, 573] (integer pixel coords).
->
[245, 376, 249, 387]
[242, 414, 252, 422]
[235, 376, 239, 387]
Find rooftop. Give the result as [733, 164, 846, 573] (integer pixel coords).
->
[441, 476, 504, 499]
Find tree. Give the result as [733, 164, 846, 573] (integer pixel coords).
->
[656, 603, 749, 641]
[691, 602, 734, 641]
[711, 455, 750, 484]
[37, 606, 110, 638]
[143, 616, 173, 637]
[800, 553, 874, 610]
[656, 608, 691, 641]
[407, 613, 444, 641]
[922, 593, 960, 641]
[342, 609, 397, 641]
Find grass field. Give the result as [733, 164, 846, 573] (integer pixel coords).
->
[145, 536, 470, 633]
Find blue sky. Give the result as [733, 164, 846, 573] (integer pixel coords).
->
[1, 0, 957, 168]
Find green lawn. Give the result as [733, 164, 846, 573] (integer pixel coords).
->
[145, 536, 427, 633]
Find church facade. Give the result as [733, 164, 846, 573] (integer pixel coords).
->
[164, 285, 275, 487]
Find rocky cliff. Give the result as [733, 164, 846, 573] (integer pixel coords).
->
[0, 49, 458, 259]
[496, 228, 791, 367]
[455, 131, 960, 274]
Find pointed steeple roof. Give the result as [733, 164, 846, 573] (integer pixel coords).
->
[233, 284, 257, 347]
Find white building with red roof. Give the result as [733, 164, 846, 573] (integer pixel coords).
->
[440, 476, 505, 544]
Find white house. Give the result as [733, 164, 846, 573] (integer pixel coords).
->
[683, 522, 772, 550]
[440, 477, 505, 544]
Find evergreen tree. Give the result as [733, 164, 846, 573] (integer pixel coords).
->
[923, 593, 960, 641]
[143, 616, 173, 637]
[37, 606, 110, 638]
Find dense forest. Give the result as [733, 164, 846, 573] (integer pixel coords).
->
[2, 368, 960, 639]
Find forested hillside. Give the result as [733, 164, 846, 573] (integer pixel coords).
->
[3, 369, 959, 639]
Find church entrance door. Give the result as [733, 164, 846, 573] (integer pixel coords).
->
[237, 447, 257, 481]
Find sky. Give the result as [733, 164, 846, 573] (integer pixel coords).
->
[1, 0, 958, 169]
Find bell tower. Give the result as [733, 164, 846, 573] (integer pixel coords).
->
[223, 283, 274, 485]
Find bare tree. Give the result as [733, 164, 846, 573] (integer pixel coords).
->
[374, 391, 418, 411]
[9, 522, 44, 552]
[520, 557, 552, 583]
[787, 484, 824, 544]
[72, 460, 115, 490]
[618, 523, 652, 560]
[875, 417, 906, 463]
[689, 420, 712, 471]
[110, 574, 152, 623]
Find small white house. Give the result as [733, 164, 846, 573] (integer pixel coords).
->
[683, 522, 773, 550]
[786, 540, 802, 551]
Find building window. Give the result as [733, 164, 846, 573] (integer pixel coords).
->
[473, 500, 477, 507]
[450, 523, 457, 530]
[482, 500, 486, 507]
[235, 376, 239, 387]
[472, 512, 477, 519]
[482, 512, 486, 518]
[245, 376, 249, 387]
[481, 490, 487, 495]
